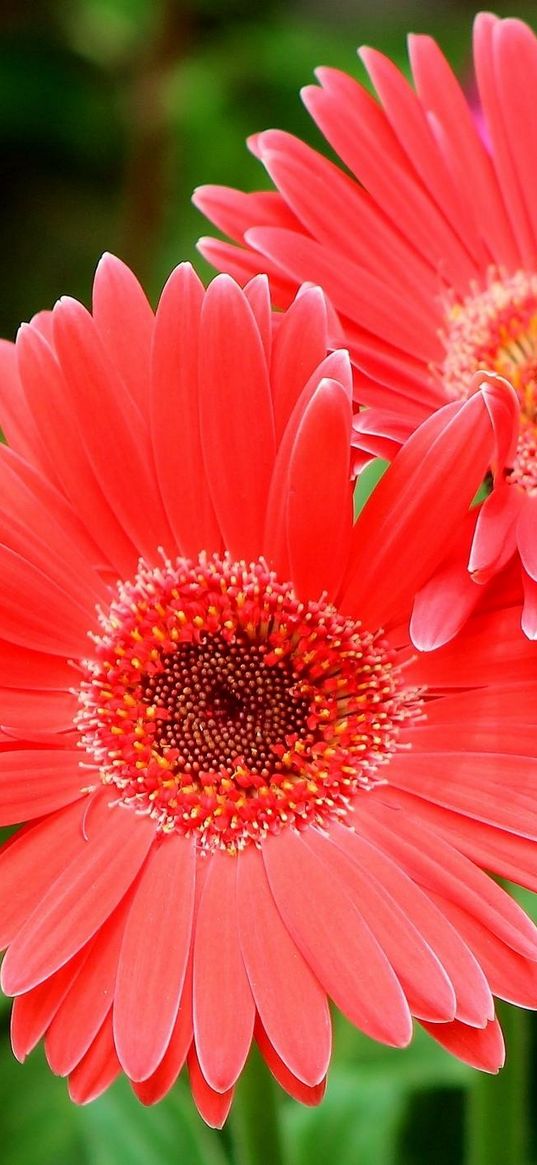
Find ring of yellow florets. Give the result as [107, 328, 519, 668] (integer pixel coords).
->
[438, 268, 537, 493]
[77, 553, 417, 852]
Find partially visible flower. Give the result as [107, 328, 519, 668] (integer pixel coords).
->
[0, 257, 534, 1125]
[194, 13, 537, 638]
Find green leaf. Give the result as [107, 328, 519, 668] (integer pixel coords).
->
[0, 1046, 84, 1165]
[353, 459, 390, 518]
[78, 1075, 229, 1165]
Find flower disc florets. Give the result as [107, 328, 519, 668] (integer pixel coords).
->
[77, 553, 417, 852]
[440, 269, 537, 491]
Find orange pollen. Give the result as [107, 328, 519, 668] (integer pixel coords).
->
[439, 268, 537, 492]
[77, 552, 421, 853]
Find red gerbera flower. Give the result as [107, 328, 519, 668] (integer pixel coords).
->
[0, 256, 534, 1126]
[194, 13, 537, 640]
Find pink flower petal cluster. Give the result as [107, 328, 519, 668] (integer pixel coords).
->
[194, 13, 537, 643]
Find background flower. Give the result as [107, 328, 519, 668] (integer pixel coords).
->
[194, 14, 537, 641]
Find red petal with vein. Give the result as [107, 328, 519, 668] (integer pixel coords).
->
[0, 749, 83, 825]
[46, 892, 133, 1075]
[16, 322, 137, 576]
[473, 13, 534, 264]
[256, 130, 440, 306]
[331, 821, 488, 1025]
[114, 835, 195, 1081]
[188, 1048, 234, 1128]
[237, 845, 331, 1086]
[489, 20, 537, 255]
[0, 689, 76, 737]
[0, 800, 96, 949]
[287, 377, 352, 601]
[68, 1012, 121, 1104]
[132, 958, 193, 1104]
[376, 788, 537, 897]
[52, 298, 173, 562]
[0, 446, 108, 609]
[197, 236, 296, 309]
[421, 1016, 504, 1073]
[151, 263, 221, 555]
[431, 894, 537, 1010]
[0, 543, 94, 658]
[342, 392, 494, 627]
[199, 276, 275, 560]
[256, 1019, 326, 1105]
[311, 828, 455, 1022]
[0, 339, 60, 485]
[359, 47, 490, 266]
[11, 946, 89, 1061]
[243, 274, 272, 364]
[359, 799, 537, 958]
[386, 752, 537, 838]
[517, 492, 537, 581]
[411, 681, 537, 727]
[92, 253, 154, 417]
[193, 851, 255, 1091]
[1, 805, 155, 994]
[407, 33, 518, 268]
[0, 641, 72, 690]
[410, 551, 482, 651]
[263, 828, 412, 1046]
[469, 484, 520, 582]
[404, 606, 534, 688]
[263, 350, 351, 576]
[270, 286, 328, 439]
[246, 225, 441, 362]
[522, 573, 537, 639]
[302, 70, 475, 292]
[192, 185, 303, 243]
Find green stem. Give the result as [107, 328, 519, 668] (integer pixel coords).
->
[466, 1002, 530, 1165]
[229, 1044, 286, 1165]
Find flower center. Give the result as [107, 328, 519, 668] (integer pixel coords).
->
[439, 269, 537, 492]
[77, 553, 418, 852]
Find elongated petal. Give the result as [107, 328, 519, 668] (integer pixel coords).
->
[421, 1016, 504, 1073]
[311, 827, 455, 1021]
[188, 1047, 234, 1128]
[263, 828, 412, 1046]
[199, 276, 275, 560]
[52, 298, 173, 561]
[151, 263, 221, 555]
[270, 285, 328, 439]
[1, 805, 155, 994]
[68, 1012, 121, 1103]
[237, 845, 331, 1085]
[287, 377, 352, 600]
[92, 253, 154, 417]
[46, 893, 133, 1076]
[114, 835, 195, 1081]
[342, 389, 499, 626]
[11, 947, 89, 1061]
[193, 851, 255, 1091]
[0, 749, 83, 825]
[132, 959, 193, 1105]
[256, 1019, 326, 1105]
[0, 800, 98, 949]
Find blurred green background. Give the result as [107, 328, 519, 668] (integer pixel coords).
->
[2, 0, 537, 1161]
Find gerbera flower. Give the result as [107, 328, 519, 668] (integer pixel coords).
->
[0, 255, 534, 1127]
[193, 13, 537, 640]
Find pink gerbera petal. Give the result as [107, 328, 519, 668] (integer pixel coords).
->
[114, 834, 196, 1082]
